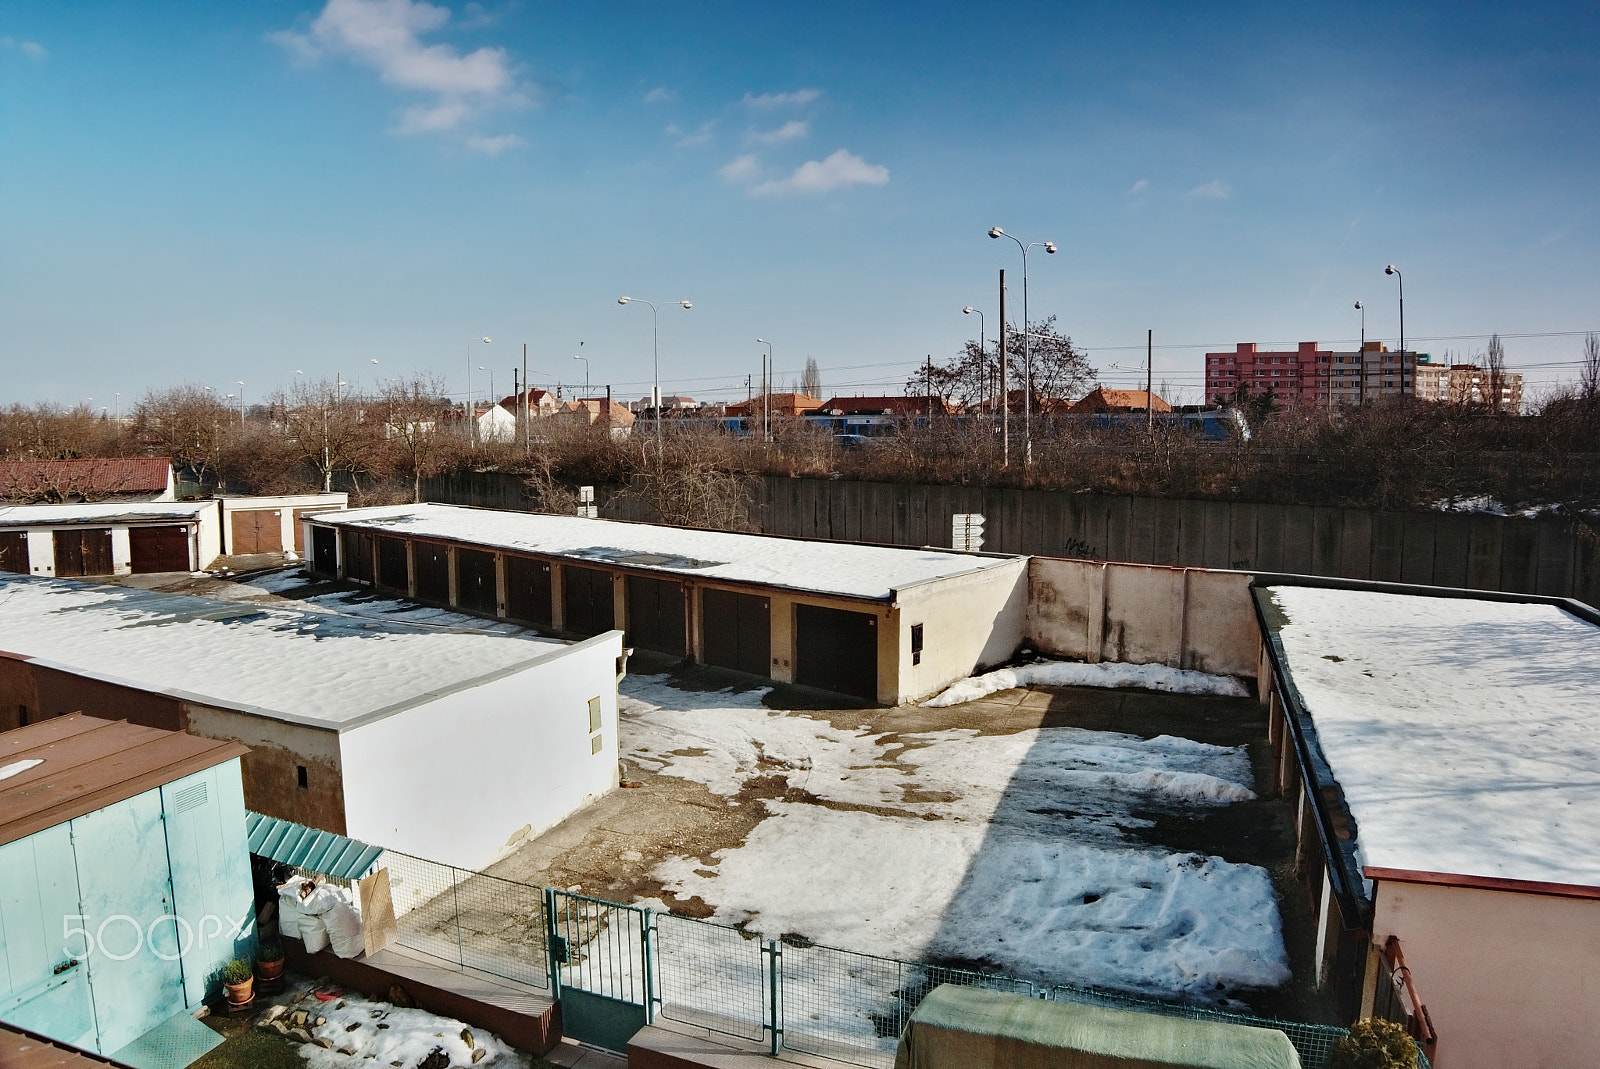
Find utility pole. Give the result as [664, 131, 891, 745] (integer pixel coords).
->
[926, 355, 934, 420]
[1147, 329, 1154, 432]
[998, 269, 1009, 467]
[522, 343, 530, 456]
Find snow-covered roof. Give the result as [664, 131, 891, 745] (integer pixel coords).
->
[0, 501, 211, 527]
[0, 575, 574, 731]
[1263, 585, 1600, 891]
[313, 503, 1014, 601]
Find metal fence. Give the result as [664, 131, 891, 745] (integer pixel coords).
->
[296, 846, 1398, 1069]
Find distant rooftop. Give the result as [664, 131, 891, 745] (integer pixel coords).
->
[1262, 584, 1600, 893]
[0, 501, 209, 527]
[0, 713, 247, 847]
[0, 575, 569, 731]
[314, 503, 1014, 601]
[0, 456, 172, 502]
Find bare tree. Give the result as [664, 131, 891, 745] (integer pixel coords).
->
[135, 386, 234, 487]
[1582, 333, 1600, 400]
[377, 375, 459, 503]
[801, 357, 822, 398]
[1485, 334, 1507, 414]
[280, 378, 381, 494]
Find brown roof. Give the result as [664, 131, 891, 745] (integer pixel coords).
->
[0, 1024, 133, 1067]
[817, 395, 958, 416]
[0, 457, 172, 501]
[0, 713, 248, 848]
[725, 393, 826, 416]
[1070, 388, 1173, 414]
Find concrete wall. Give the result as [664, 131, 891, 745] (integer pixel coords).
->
[895, 558, 1028, 701]
[182, 703, 348, 835]
[1369, 880, 1600, 1069]
[1026, 558, 1259, 678]
[337, 632, 624, 870]
[0, 659, 185, 733]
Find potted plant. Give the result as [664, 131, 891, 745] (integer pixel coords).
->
[257, 940, 285, 981]
[222, 957, 255, 1006]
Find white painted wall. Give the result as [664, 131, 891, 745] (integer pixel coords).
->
[110, 528, 132, 575]
[336, 631, 624, 870]
[895, 558, 1028, 702]
[222, 494, 347, 557]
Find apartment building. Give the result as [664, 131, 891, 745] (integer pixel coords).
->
[1414, 363, 1524, 414]
[1206, 342, 1416, 407]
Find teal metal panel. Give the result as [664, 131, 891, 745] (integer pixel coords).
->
[244, 811, 382, 881]
[0, 824, 96, 1049]
[559, 988, 647, 1052]
[70, 790, 185, 1054]
[162, 760, 256, 1009]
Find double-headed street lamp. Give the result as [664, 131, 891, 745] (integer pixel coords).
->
[989, 227, 1057, 465]
[466, 336, 491, 444]
[962, 306, 987, 402]
[617, 297, 692, 434]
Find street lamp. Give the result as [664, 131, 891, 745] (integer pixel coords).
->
[756, 338, 774, 441]
[617, 297, 692, 435]
[466, 336, 491, 444]
[236, 381, 246, 422]
[1384, 265, 1404, 356]
[962, 306, 987, 403]
[989, 227, 1057, 464]
[1353, 301, 1365, 407]
[573, 352, 590, 398]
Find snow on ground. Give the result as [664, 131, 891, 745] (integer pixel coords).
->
[1267, 586, 1600, 888]
[290, 990, 530, 1068]
[925, 659, 1249, 708]
[620, 674, 1287, 1000]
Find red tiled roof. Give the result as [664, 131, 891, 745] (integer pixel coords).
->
[816, 395, 957, 415]
[0, 457, 172, 501]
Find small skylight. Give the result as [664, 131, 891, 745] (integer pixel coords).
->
[0, 758, 43, 782]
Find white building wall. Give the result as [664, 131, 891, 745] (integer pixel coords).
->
[192, 501, 222, 568]
[336, 631, 624, 870]
[894, 557, 1028, 702]
[25, 530, 54, 576]
[109, 527, 133, 575]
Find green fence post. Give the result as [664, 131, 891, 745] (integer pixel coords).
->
[641, 907, 656, 1025]
[544, 887, 563, 997]
[766, 939, 782, 1055]
[451, 865, 464, 967]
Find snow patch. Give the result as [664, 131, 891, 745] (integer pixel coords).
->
[926, 660, 1249, 707]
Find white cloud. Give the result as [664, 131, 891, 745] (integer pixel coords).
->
[1127, 178, 1149, 195]
[0, 36, 47, 60]
[741, 88, 822, 110]
[751, 148, 889, 196]
[643, 86, 675, 104]
[750, 119, 808, 145]
[718, 154, 763, 184]
[466, 133, 523, 155]
[1187, 179, 1230, 200]
[668, 120, 715, 148]
[271, 0, 529, 141]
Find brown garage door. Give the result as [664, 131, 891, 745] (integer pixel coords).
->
[0, 531, 27, 574]
[376, 536, 409, 592]
[795, 603, 879, 702]
[702, 588, 770, 677]
[414, 541, 450, 603]
[341, 529, 375, 583]
[626, 575, 687, 656]
[230, 509, 282, 554]
[562, 566, 615, 635]
[456, 548, 498, 615]
[506, 555, 553, 626]
[292, 507, 340, 553]
[129, 525, 191, 573]
[54, 528, 114, 578]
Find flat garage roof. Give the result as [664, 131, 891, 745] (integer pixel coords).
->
[0, 501, 211, 527]
[314, 503, 1016, 601]
[0, 574, 574, 732]
[1261, 584, 1600, 892]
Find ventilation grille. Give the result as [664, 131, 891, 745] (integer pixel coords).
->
[172, 782, 208, 814]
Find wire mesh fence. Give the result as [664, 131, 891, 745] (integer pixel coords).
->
[549, 890, 650, 1005]
[780, 939, 1036, 1069]
[653, 913, 769, 1044]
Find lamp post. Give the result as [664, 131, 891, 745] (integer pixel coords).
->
[756, 338, 774, 441]
[235, 381, 246, 424]
[617, 297, 692, 436]
[573, 351, 590, 398]
[1354, 301, 1366, 407]
[962, 306, 986, 403]
[1384, 265, 1404, 355]
[466, 336, 491, 444]
[989, 227, 1057, 465]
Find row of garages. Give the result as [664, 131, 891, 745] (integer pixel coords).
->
[308, 505, 1029, 705]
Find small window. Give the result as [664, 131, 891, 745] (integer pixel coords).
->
[591, 734, 604, 755]
[911, 623, 924, 667]
[587, 696, 603, 733]
[297, 765, 308, 789]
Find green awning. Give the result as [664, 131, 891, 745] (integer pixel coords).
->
[246, 811, 383, 881]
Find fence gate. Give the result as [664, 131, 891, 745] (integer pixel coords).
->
[546, 889, 654, 1053]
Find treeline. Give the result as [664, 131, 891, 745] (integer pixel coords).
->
[3, 376, 1598, 533]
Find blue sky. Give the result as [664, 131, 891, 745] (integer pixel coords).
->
[3, 0, 1598, 409]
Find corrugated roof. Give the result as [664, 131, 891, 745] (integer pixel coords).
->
[0, 457, 172, 501]
[246, 811, 384, 880]
[0, 714, 248, 848]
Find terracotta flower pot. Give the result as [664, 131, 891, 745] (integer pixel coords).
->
[257, 958, 285, 981]
[224, 976, 255, 1006]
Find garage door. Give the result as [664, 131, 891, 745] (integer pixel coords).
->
[456, 548, 498, 614]
[562, 566, 615, 636]
[794, 603, 879, 702]
[506, 555, 553, 626]
[311, 526, 338, 577]
[702, 588, 770, 677]
[53, 528, 114, 578]
[626, 575, 687, 656]
[376, 536, 409, 592]
[0, 531, 27, 574]
[414, 541, 450, 603]
[341, 530, 374, 583]
[129, 525, 191, 573]
[230, 509, 282, 554]
[292, 508, 339, 553]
